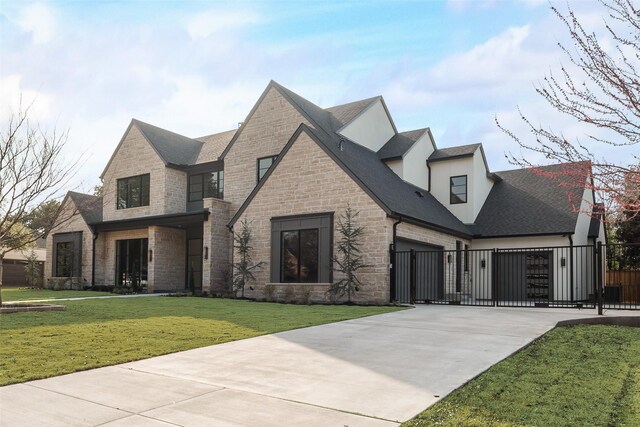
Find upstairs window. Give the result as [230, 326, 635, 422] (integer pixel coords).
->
[450, 175, 467, 204]
[257, 155, 278, 183]
[117, 174, 150, 209]
[189, 171, 224, 201]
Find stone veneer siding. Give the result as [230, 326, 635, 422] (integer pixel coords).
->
[234, 131, 391, 304]
[45, 199, 95, 288]
[148, 226, 186, 292]
[102, 125, 167, 221]
[97, 228, 149, 287]
[202, 197, 232, 294]
[224, 87, 311, 212]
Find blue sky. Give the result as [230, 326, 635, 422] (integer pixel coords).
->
[1, 0, 611, 193]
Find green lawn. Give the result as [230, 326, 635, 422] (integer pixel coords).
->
[403, 325, 640, 427]
[2, 288, 113, 302]
[0, 296, 403, 386]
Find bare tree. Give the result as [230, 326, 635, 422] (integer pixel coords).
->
[0, 104, 80, 304]
[498, 0, 640, 220]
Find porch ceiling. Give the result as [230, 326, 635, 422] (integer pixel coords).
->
[91, 210, 209, 232]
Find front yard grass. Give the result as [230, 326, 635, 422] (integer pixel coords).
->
[403, 325, 640, 427]
[0, 296, 403, 386]
[2, 288, 113, 302]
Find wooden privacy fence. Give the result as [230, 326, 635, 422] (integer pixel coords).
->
[605, 271, 640, 304]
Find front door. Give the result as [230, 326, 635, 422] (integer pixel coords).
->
[187, 238, 203, 293]
[116, 238, 148, 291]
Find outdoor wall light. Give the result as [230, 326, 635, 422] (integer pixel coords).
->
[149, 249, 153, 262]
[561, 257, 566, 267]
[204, 246, 209, 260]
[481, 259, 486, 268]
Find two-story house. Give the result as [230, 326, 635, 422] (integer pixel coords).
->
[46, 80, 605, 304]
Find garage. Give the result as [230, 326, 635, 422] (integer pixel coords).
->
[495, 251, 553, 303]
[394, 239, 444, 303]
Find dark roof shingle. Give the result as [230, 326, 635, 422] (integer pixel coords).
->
[378, 128, 429, 160]
[326, 97, 380, 125]
[68, 191, 103, 224]
[472, 162, 591, 237]
[429, 143, 480, 161]
[133, 119, 203, 166]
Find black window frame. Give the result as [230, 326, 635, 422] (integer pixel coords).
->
[188, 170, 224, 202]
[257, 155, 278, 183]
[280, 228, 319, 283]
[450, 175, 467, 204]
[116, 173, 150, 209]
[270, 213, 333, 284]
[52, 232, 82, 277]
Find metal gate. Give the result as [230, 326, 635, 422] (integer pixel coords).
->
[391, 243, 639, 311]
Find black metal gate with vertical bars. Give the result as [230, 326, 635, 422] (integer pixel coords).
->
[391, 243, 640, 311]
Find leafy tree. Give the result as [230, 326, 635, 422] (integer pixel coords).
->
[498, 0, 640, 220]
[24, 249, 43, 288]
[92, 184, 103, 197]
[0, 104, 80, 305]
[23, 200, 61, 236]
[232, 219, 264, 298]
[329, 205, 370, 303]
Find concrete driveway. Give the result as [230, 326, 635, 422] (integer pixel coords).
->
[0, 305, 620, 426]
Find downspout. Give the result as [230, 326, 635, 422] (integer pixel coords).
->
[390, 216, 403, 302]
[426, 161, 432, 192]
[227, 225, 234, 293]
[568, 234, 574, 302]
[92, 232, 98, 286]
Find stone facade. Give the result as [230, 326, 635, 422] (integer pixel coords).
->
[97, 228, 148, 287]
[234, 130, 391, 304]
[224, 87, 311, 212]
[45, 198, 94, 288]
[102, 125, 167, 221]
[148, 226, 185, 292]
[202, 197, 232, 294]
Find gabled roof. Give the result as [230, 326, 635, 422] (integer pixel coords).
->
[230, 124, 471, 237]
[133, 119, 203, 166]
[472, 162, 591, 238]
[195, 129, 236, 163]
[325, 96, 380, 125]
[588, 203, 605, 238]
[378, 128, 429, 161]
[67, 191, 103, 225]
[428, 143, 481, 162]
[100, 119, 205, 178]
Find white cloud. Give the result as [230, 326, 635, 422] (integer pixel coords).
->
[17, 2, 57, 44]
[186, 9, 261, 40]
[0, 74, 53, 120]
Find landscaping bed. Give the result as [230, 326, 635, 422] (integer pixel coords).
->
[403, 324, 640, 427]
[0, 296, 403, 386]
[2, 288, 113, 302]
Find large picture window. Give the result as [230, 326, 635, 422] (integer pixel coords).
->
[281, 229, 319, 283]
[188, 171, 224, 201]
[271, 213, 332, 284]
[257, 155, 278, 183]
[52, 232, 82, 277]
[117, 174, 150, 209]
[450, 175, 467, 204]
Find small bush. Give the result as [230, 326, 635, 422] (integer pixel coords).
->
[264, 284, 276, 302]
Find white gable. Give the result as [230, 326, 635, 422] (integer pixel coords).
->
[338, 99, 395, 152]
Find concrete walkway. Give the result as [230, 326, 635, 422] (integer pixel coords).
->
[1, 306, 635, 426]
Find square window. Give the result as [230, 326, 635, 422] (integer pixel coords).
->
[116, 174, 150, 209]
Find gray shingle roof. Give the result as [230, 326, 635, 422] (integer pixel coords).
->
[68, 191, 103, 224]
[325, 96, 380, 125]
[472, 162, 591, 238]
[195, 129, 236, 163]
[378, 128, 429, 160]
[429, 143, 480, 161]
[133, 119, 203, 166]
